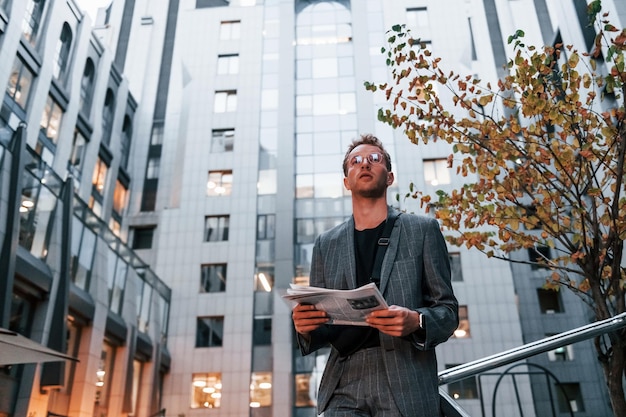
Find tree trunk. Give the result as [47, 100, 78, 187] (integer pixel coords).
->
[602, 336, 626, 417]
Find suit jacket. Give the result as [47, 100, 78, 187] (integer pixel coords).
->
[297, 206, 459, 417]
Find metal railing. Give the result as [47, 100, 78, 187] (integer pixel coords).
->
[438, 312, 626, 416]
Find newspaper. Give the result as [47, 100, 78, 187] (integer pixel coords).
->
[282, 282, 388, 326]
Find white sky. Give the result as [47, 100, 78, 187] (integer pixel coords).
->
[75, 0, 112, 23]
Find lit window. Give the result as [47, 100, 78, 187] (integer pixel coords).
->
[191, 373, 222, 409]
[207, 170, 233, 196]
[423, 158, 450, 186]
[249, 372, 272, 408]
[111, 180, 128, 216]
[547, 334, 574, 361]
[7, 57, 34, 110]
[196, 316, 224, 347]
[219, 20, 240, 40]
[94, 343, 115, 415]
[214, 90, 237, 113]
[217, 54, 239, 74]
[91, 158, 108, 195]
[254, 267, 274, 292]
[200, 264, 227, 293]
[453, 305, 470, 338]
[204, 215, 230, 242]
[294, 373, 316, 407]
[40, 95, 63, 144]
[446, 364, 479, 399]
[211, 129, 234, 152]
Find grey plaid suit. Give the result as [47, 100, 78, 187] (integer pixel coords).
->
[297, 206, 459, 417]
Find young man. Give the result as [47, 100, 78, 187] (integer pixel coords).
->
[292, 134, 459, 417]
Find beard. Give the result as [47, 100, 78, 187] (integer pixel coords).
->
[352, 174, 388, 199]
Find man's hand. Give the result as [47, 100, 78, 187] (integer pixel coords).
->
[292, 304, 329, 336]
[366, 305, 421, 337]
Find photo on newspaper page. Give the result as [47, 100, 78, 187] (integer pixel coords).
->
[281, 283, 389, 326]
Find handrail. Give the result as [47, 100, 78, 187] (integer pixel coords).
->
[438, 311, 626, 386]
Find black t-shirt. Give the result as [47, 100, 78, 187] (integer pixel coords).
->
[330, 220, 385, 356]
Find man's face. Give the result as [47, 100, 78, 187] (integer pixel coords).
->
[343, 144, 394, 198]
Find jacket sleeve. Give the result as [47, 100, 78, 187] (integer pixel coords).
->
[408, 217, 459, 350]
[296, 234, 334, 355]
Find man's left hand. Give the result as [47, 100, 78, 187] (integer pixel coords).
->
[365, 305, 420, 337]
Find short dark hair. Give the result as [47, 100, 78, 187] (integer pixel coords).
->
[342, 134, 392, 176]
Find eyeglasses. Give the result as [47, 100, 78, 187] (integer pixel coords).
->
[349, 152, 384, 167]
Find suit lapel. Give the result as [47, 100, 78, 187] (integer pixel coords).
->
[344, 216, 357, 289]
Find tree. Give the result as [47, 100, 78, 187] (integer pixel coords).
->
[365, 1, 626, 415]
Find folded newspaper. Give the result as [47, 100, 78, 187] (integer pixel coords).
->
[282, 282, 388, 326]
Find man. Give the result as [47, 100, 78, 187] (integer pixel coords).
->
[292, 134, 459, 417]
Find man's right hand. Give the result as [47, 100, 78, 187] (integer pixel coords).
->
[292, 304, 329, 335]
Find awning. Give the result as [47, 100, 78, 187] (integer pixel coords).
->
[0, 328, 78, 366]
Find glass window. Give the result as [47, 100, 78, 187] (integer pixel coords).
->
[528, 245, 551, 269]
[219, 20, 241, 40]
[257, 169, 276, 195]
[69, 129, 87, 181]
[131, 226, 155, 249]
[92, 157, 108, 196]
[106, 249, 127, 314]
[101, 89, 115, 146]
[191, 373, 222, 409]
[53, 22, 73, 80]
[130, 360, 143, 415]
[217, 54, 239, 74]
[546, 334, 574, 361]
[139, 280, 153, 334]
[294, 373, 316, 407]
[120, 116, 132, 170]
[249, 372, 272, 408]
[39, 95, 63, 145]
[556, 383, 585, 413]
[7, 56, 34, 110]
[112, 179, 128, 215]
[19, 175, 56, 259]
[312, 58, 338, 78]
[453, 305, 470, 338]
[449, 252, 463, 282]
[204, 215, 229, 242]
[70, 216, 96, 290]
[423, 158, 450, 186]
[207, 170, 233, 196]
[257, 214, 275, 240]
[200, 263, 227, 293]
[80, 59, 95, 116]
[211, 129, 234, 152]
[537, 288, 563, 313]
[150, 122, 164, 145]
[446, 364, 479, 399]
[196, 316, 224, 347]
[252, 317, 271, 346]
[406, 7, 431, 41]
[22, 0, 46, 45]
[146, 157, 160, 179]
[214, 90, 237, 113]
